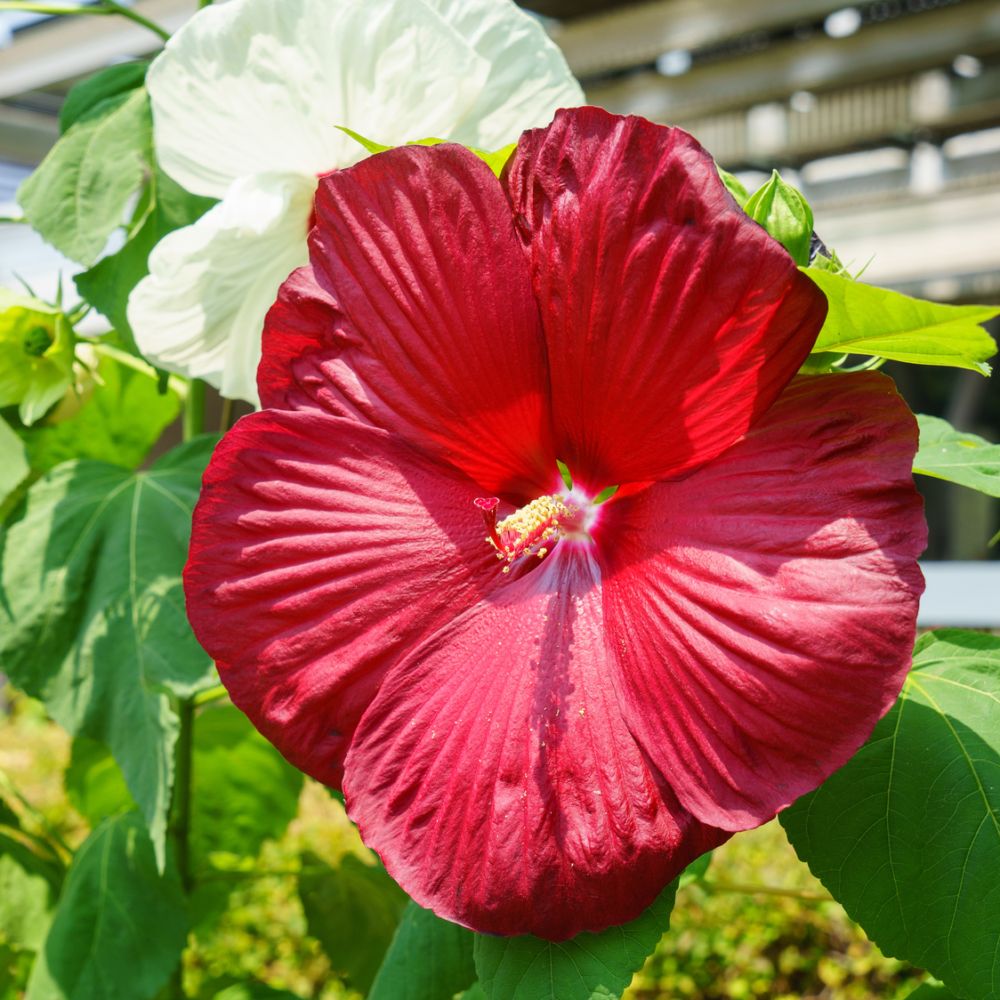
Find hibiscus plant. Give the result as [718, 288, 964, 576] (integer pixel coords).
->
[0, 0, 999, 998]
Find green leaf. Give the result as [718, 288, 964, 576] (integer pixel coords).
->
[717, 166, 749, 207]
[369, 902, 475, 1000]
[474, 881, 678, 1000]
[188, 705, 303, 928]
[913, 414, 1000, 498]
[469, 141, 517, 178]
[679, 850, 713, 888]
[74, 168, 216, 352]
[744, 171, 813, 265]
[58, 62, 148, 134]
[300, 853, 408, 993]
[905, 984, 961, 999]
[337, 126, 515, 177]
[17, 90, 152, 266]
[64, 737, 134, 826]
[25, 814, 186, 1000]
[804, 267, 999, 373]
[0, 415, 29, 515]
[20, 352, 180, 474]
[0, 290, 76, 426]
[781, 629, 1000, 999]
[0, 836, 58, 951]
[0, 437, 217, 865]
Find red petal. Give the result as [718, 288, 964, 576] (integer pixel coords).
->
[279, 143, 558, 497]
[184, 409, 501, 787]
[343, 544, 724, 939]
[597, 373, 926, 830]
[504, 106, 828, 490]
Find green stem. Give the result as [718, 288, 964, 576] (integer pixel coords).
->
[193, 683, 228, 708]
[198, 0, 212, 6]
[183, 379, 206, 440]
[100, 0, 170, 40]
[218, 396, 234, 434]
[701, 878, 833, 902]
[0, 1, 170, 40]
[169, 698, 195, 895]
[0, 215, 25, 224]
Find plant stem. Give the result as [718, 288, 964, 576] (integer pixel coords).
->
[198, 0, 212, 6]
[170, 698, 194, 895]
[218, 396, 233, 434]
[193, 683, 228, 707]
[101, 0, 170, 40]
[183, 378, 206, 440]
[0, 1, 170, 40]
[701, 878, 833, 902]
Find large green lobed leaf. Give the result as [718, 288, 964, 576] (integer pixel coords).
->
[782, 630, 1000, 999]
[0, 438, 217, 864]
[25, 813, 186, 1000]
[474, 881, 679, 1000]
[369, 902, 476, 1000]
[804, 267, 998, 373]
[913, 415, 1000, 498]
[18, 89, 152, 266]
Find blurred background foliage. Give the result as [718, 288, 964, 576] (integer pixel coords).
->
[0, 689, 931, 1000]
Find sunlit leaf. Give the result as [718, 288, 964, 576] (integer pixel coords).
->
[337, 126, 515, 177]
[0, 834, 58, 951]
[0, 438, 217, 865]
[58, 62, 148, 134]
[0, 415, 29, 515]
[18, 90, 152, 266]
[782, 629, 1000, 999]
[913, 414, 1000, 498]
[25, 814, 186, 1000]
[804, 267, 998, 373]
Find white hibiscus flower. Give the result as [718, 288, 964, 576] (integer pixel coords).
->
[128, 0, 582, 403]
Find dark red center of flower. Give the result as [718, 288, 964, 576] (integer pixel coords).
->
[474, 494, 588, 573]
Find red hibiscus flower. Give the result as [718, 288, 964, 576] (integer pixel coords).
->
[185, 107, 926, 940]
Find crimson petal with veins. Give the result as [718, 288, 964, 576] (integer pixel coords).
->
[599, 373, 925, 830]
[343, 542, 725, 939]
[505, 107, 828, 491]
[184, 408, 502, 786]
[305, 144, 557, 497]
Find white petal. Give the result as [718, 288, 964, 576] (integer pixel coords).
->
[127, 173, 314, 404]
[149, 0, 492, 197]
[423, 0, 584, 148]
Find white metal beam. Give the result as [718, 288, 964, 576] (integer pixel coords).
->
[552, 0, 859, 78]
[584, 0, 1000, 122]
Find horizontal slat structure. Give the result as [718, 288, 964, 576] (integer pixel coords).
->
[0, 0, 996, 578]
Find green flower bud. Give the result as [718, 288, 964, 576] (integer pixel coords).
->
[0, 289, 77, 425]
